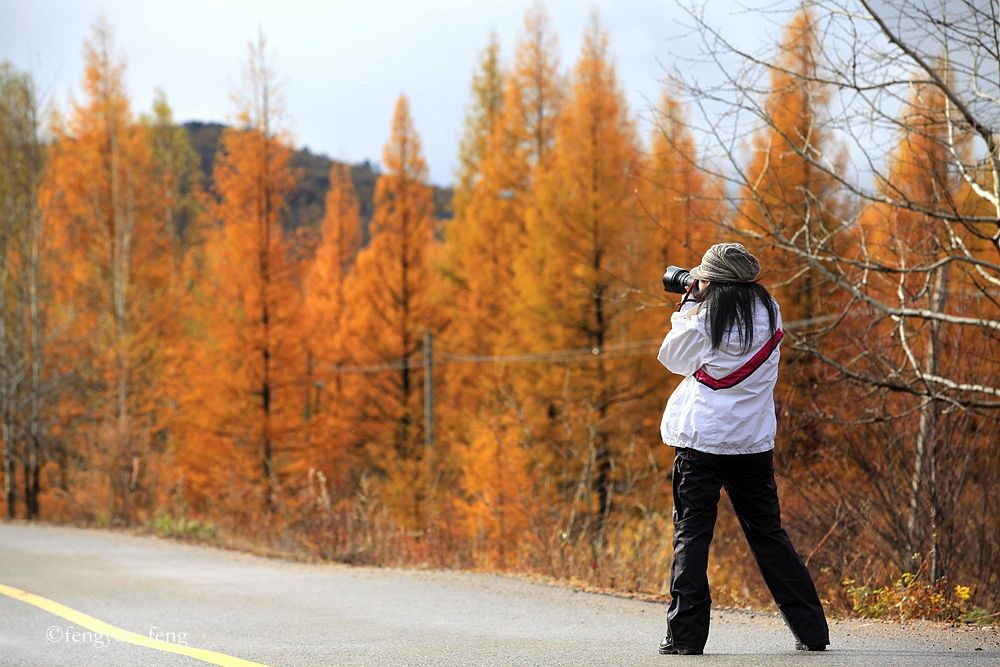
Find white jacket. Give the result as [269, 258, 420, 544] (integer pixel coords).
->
[657, 296, 783, 454]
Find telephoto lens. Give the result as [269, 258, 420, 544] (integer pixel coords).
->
[662, 266, 694, 294]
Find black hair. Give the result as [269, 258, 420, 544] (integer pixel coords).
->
[700, 282, 777, 353]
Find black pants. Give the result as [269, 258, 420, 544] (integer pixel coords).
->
[666, 447, 829, 651]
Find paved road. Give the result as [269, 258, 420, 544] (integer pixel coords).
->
[0, 521, 996, 666]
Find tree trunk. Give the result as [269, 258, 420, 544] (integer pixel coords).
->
[906, 264, 947, 578]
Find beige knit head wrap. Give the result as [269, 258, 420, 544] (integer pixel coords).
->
[689, 242, 761, 283]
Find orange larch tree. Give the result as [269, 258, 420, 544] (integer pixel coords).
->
[338, 96, 442, 531]
[301, 163, 362, 489]
[174, 31, 301, 516]
[437, 33, 506, 430]
[43, 17, 173, 524]
[434, 36, 508, 547]
[736, 8, 844, 326]
[439, 6, 566, 561]
[511, 14, 647, 537]
[140, 89, 206, 512]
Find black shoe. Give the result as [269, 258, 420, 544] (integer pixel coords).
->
[658, 635, 703, 655]
[795, 641, 828, 651]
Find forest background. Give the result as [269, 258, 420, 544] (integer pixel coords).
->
[1, 1, 998, 623]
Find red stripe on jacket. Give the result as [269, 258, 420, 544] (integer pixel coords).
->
[694, 329, 784, 391]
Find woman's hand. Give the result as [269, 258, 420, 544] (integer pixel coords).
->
[680, 281, 704, 318]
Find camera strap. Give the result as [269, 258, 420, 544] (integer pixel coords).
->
[694, 328, 784, 391]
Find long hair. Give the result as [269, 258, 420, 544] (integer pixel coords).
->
[701, 282, 777, 353]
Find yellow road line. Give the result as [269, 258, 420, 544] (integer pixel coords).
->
[0, 582, 269, 666]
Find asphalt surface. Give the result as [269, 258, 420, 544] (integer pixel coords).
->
[0, 521, 997, 666]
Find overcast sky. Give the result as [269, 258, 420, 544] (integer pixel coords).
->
[1, 1, 788, 185]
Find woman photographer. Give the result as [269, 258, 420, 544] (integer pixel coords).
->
[656, 242, 829, 655]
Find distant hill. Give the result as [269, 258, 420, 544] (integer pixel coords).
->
[183, 121, 453, 243]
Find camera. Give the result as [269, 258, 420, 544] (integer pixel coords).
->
[662, 266, 694, 294]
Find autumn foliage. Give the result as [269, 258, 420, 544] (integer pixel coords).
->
[2, 6, 997, 621]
